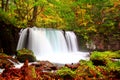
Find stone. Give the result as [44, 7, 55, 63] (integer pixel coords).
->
[0, 53, 18, 69]
[16, 48, 36, 62]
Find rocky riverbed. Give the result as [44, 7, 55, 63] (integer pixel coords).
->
[0, 50, 120, 80]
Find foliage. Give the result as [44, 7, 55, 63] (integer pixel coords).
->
[75, 61, 106, 79]
[0, 0, 120, 43]
[56, 66, 76, 78]
[0, 0, 120, 79]
[0, 9, 17, 26]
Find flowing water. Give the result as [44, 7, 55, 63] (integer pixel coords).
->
[17, 27, 89, 64]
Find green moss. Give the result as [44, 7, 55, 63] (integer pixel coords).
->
[91, 51, 120, 59]
[90, 51, 120, 66]
[56, 67, 76, 78]
[17, 48, 34, 56]
[79, 60, 95, 69]
[106, 61, 120, 72]
[16, 48, 36, 62]
[114, 50, 120, 55]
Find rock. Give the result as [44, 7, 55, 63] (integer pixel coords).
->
[0, 53, 19, 69]
[65, 63, 80, 70]
[91, 60, 106, 66]
[16, 48, 36, 62]
[31, 61, 58, 71]
[0, 20, 20, 55]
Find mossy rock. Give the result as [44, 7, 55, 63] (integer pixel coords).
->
[90, 51, 120, 66]
[16, 48, 36, 62]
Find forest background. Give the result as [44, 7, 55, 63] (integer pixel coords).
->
[0, 0, 120, 55]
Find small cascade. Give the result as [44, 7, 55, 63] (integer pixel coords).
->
[65, 31, 79, 52]
[17, 27, 89, 64]
[17, 28, 29, 49]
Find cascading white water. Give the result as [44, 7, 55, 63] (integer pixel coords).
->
[46, 28, 68, 53]
[65, 31, 79, 52]
[17, 27, 89, 64]
[17, 28, 29, 49]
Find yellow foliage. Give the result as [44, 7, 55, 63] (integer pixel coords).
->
[87, 26, 97, 32]
[78, 9, 86, 16]
[82, 22, 88, 26]
[49, 3, 54, 7]
[87, 4, 92, 9]
[113, 0, 120, 7]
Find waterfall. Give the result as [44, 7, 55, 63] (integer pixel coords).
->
[17, 28, 29, 49]
[65, 31, 79, 52]
[17, 27, 89, 64]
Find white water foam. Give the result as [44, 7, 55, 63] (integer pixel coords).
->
[38, 52, 89, 64]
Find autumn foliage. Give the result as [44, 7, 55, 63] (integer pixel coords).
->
[0, 58, 120, 80]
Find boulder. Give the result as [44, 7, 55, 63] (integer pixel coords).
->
[16, 48, 36, 62]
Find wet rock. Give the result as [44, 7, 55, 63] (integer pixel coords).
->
[16, 48, 36, 62]
[65, 63, 80, 70]
[31, 61, 58, 71]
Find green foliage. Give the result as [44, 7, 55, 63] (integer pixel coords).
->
[0, 0, 120, 43]
[76, 60, 107, 79]
[76, 55, 120, 79]
[56, 67, 76, 78]
[0, 9, 17, 26]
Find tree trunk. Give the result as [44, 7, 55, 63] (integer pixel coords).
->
[28, 0, 38, 27]
[1, 0, 9, 11]
[5, 0, 9, 11]
[32, 5, 38, 24]
[1, 0, 4, 10]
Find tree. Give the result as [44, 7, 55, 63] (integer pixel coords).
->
[1, 0, 9, 11]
